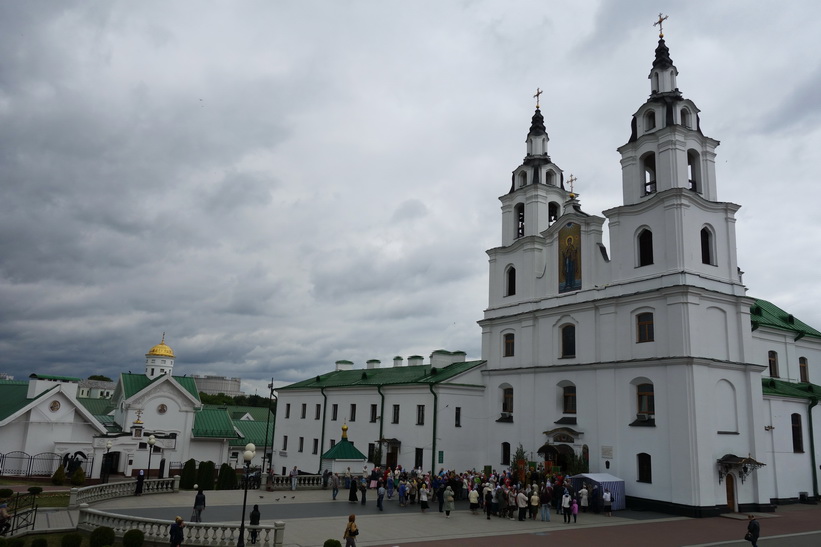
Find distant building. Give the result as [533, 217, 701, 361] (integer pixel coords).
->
[192, 375, 244, 397]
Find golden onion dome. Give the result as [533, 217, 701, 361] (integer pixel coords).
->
[147, 334, 175, 358]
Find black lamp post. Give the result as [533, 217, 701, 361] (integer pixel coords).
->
[147, 434, 156, 479]
[237, 442, 256, 547]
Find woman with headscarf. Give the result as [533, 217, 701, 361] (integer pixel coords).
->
[348, 475, 359, 503]
[443, 485, 455, 518]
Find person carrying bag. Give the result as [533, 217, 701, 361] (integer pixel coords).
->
[343, 514, 359, 547]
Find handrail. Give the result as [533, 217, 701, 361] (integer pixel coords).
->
[78, 506, 285, 547]
[69, 477, 180, 508]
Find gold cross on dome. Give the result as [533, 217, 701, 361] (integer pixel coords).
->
[567, 173, 577, 193]
[533, 88, 543, 109]
[654, 13, 668, 38]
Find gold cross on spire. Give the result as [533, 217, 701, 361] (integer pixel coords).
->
[567, 173, 577, 193]
[654, 13, 668, 38]
[533, 88, 543, 109]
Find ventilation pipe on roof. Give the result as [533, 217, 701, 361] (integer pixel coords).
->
[393, 356, 404, 368]
[366, 360, 380, 370]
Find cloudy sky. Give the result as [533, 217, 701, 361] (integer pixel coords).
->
[2, 1, 820, 395]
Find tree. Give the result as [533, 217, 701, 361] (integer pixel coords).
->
[197, 460, 216, 490]
[88, 374, 112, 381]
[52, 465, 67, 486]
[216, 462, 238, 490]
[180, 459, 198, 490]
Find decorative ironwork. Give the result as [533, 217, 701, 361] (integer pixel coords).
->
[717, 453, 766, 484]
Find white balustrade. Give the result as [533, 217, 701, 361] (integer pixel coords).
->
[70, 476, 180, 508]
[78, 507, 285, 547]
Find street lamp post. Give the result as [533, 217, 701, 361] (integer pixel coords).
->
[147, 435, 156, 479]
[237, 442, 256, 547]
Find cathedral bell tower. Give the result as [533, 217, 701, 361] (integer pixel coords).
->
[605, 22, 743, 292]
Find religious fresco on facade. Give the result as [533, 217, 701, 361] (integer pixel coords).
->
[558, 222, 582, 293]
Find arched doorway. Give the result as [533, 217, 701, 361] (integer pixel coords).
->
[725, 474, 736, 512]
[540, 444, 575, 473]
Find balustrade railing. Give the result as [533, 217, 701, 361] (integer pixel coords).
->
[266, 474, 322, 490]
[78, 507, 285, 547]
[70, 476, 180, 508]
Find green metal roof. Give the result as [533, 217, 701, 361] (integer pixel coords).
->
[751, 299, 821, 340]
[77, 397, 116, 417]
[230, 419, 274, 447]
[119, 373, 201, 401]
[192, 407, 240, 438]
[280, 360, 485, 390]
[223, 405, 273, 422]
[0, 383, 32, 421]
[761, 378, 821, 400]
[321, 438, 367, 460]
[29, 373, 82, 382]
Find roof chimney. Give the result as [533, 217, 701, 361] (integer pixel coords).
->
[366, 359, 380, 370]
[335, 360, 354, 371]
[393, 356, 404, 368]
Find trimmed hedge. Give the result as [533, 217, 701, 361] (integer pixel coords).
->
[123, 529, 145, 547]
[89, 526, 116, 547]
[179, 459, 197, 490]
[61, 532, 84, 547]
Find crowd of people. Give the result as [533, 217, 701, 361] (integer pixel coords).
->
[320, 464, 615, 523]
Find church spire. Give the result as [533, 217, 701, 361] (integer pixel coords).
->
[648, 14, 679, 96]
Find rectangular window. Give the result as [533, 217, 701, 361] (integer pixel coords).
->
[792, 413, 804, 453]
[392, 404, 400, 424]
[637, 453, 652, 483]
[502, 388, 514, 414]
[350, 404, 356, 422]
[312, 438, 319, 455]
[332, 404, 338, 421]
[315, 404, 321, 420]
[285, 404, 291, 419]
[416, 404, 425, 425]
[800, 357, 809, 383]
[503, 333, 515, 357]
[768, 351, 779, 378]
[563, 386, 577, 414]
[637, 312, 654, 343]
[282, 435, 288, 451]
[330, 439, 336, 448]
[367, 443, 375, 462]
[455, 406, 461, 427]
[370, 404, 378, 423]
[415, 447, 424, 469]
[638, 384, 655, 415]
[300, 403, 307, 419]
[298, 437, 304, 453]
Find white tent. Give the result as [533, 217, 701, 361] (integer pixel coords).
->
[569, 473, 626, 511]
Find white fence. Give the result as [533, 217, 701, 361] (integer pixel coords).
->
[78, 507, 285, 547]
[69, 476, 179, 508]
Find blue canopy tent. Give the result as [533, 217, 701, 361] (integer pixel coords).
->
[569, 473, 626, 511]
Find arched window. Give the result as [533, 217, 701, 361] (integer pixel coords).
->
[548, 202, 560, 225]
[768, 351, 779, 378]
[681, 108, 691, 128]
[518, 171, 527, 187]
[688, 150, 701, 192]
[562, 385, 577, 414]
[701, 227, 714, 265]
[642, 153, 657, 194]
[800, 357, 809, 383]
[503, 333, 515, 357]
[792, 413, 804, 453]
[637, 453, 652, 483]
[652, 73, 660, 93]
[645, 110, 656, 130]
[506, 266, 516, 296]
[637, 383, 655, 415]
[637, 312, 654, 343]
[515, 203, 525, 238]
[638, 229, 654, 266]
[501, 442, 511, 465]
[561, 325, 576, 358]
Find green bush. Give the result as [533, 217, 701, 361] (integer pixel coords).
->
[32, 539, 48, 547]
[323, 540, 342, 547]
[180, 459, 198, 490]
[70, 467, 86, 486]
[196, 461, 216, 491]
[0, 488, 13, 499]
[123, 529, 144, 547]
[216, 463, 237, 490]
[61, 532, 84, 547]
[52, 465, 67, 486]
[7, 539, 24, 547]
[27, 486, 43, 496]
[89, 526, 116, 547]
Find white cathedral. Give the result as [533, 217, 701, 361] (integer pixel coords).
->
[275, 33, 821, 517]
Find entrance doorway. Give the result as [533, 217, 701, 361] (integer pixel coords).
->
[540, 444, 575, 472]
[725, 474, 736, 512]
